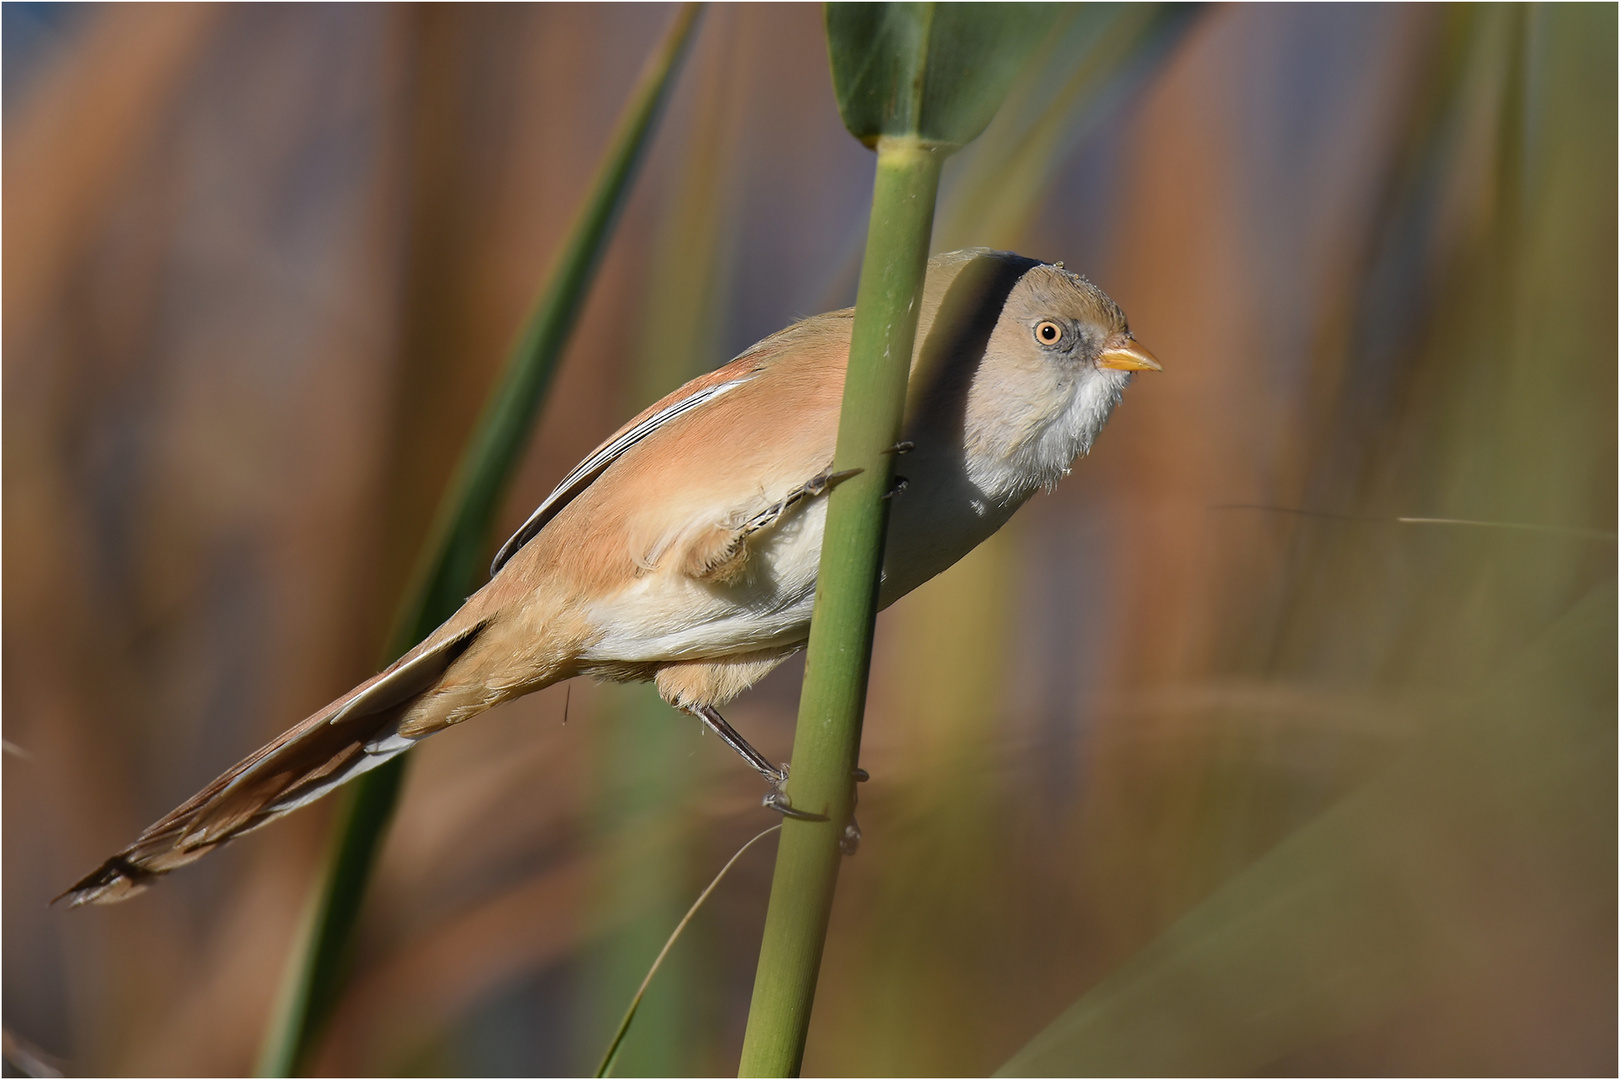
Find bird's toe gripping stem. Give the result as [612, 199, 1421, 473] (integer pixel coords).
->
[762, 763, 869, 826]
[762, 764, 828, 821]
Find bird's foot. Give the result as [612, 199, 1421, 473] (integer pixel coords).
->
[840, 816, 862, 856]
[840, 767, 867, 854]
[758, 764, 871, 833]
[762, 765, 829, 821]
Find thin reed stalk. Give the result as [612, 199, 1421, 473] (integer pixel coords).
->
[597, 825, 782, 1078]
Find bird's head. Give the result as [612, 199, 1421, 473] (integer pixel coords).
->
[917, 250, 1159, 502]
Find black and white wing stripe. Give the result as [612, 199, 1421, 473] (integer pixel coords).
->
[489, 374, 757, 575]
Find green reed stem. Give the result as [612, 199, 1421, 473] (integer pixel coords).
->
[736, 137, 944, 1077]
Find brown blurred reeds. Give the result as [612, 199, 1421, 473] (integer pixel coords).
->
[4, 4, 1612, 1076]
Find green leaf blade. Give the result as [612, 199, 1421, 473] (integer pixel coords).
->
[827, 2, 1059, 149]
[254, 6, 704, 1075]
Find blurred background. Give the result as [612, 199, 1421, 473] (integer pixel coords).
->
[3, 3, 1613, 1075]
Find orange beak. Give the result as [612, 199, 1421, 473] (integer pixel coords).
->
[1098, 337, 1162, 372]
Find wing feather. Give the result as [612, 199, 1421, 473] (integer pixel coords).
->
[490, 374, 758, 575]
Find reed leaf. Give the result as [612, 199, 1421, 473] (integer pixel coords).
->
[255, 6, 703, 1074]
[826, 3, 1058, 151]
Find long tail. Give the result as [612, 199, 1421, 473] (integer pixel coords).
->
[60, 615, 499, 906]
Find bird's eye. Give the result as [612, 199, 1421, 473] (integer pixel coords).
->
[1034, 320, 1064, 346]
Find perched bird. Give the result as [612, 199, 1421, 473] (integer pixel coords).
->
[63, 248, 1158, 905]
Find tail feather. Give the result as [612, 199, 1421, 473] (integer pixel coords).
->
[59, 620, 488, 906]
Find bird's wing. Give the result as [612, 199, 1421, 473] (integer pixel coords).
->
[663, 464, 860, 584]
[490, 362, 764, 576]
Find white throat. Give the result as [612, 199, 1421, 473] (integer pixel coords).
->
[965, 367, 1130, 506]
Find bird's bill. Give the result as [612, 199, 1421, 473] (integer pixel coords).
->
[1098, 339, 1162, 372]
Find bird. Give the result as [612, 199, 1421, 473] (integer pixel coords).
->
[61, 247, 1159, 905]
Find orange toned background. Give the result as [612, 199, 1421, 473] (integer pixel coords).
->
[5, 5, 1613, 1075]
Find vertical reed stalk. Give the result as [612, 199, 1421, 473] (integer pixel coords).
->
[737, 137, 943, 1077]
[737, 6, 1051, 1069]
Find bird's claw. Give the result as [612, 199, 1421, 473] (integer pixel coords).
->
[808, 467, 863, 496]
[841, 767, 866, 854]
[762, 788, 829, 821]
[763, 766, 829, 821]
[759, 765, 868, 829]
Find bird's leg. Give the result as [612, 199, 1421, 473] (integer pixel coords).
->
[686, 703, 774, 778]
[739, 466, 863, 540]
[688, 704, 827, 821]
[878, 443, 913, 500]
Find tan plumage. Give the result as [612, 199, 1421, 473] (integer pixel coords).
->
[63, 248, 1158, 905]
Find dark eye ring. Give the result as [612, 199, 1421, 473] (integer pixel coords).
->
[1035, 320, 1064, 346]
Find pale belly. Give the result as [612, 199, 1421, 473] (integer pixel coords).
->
[581, 497, 828, 664]
[580, 458, 1026, 665]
